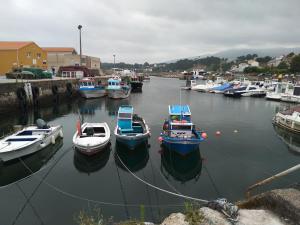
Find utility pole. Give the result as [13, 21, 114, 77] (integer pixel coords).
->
[78, 25, 82, 66]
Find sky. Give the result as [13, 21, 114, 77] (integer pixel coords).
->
[1, 0, 300, 63]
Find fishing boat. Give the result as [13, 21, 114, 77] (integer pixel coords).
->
[73, 122, 111, 155]
[107, 76, 131, 99]
[0, 119, 63, 163]
[266, 82, 294, 101]
[273, 106, 300, 133]
[79, 78, 107, 98]
[114, 106, 150, 150]
[159, 105, 205, 155]
[130, 74, 143, 92]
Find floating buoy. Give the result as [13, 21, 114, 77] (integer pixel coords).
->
[201, 132, 208, 139]
[215, 131, 221, 136]
[234, 130, 238, 133]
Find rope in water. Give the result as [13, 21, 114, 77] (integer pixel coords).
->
[18, 157, 185, 208]
[115, 151, 209, 203]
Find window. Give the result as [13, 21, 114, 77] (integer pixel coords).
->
[37, 53, 41, 59]
[118, 113, 132, 118]
[42, 60, 47, 65]
[62, 72, 67, 77]
[71, 72, 75, 77]
[26, 52, 31, 58]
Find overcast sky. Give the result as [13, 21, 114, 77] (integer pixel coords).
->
[1, 0, 300, 63]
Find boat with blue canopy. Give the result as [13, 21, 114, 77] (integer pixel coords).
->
[107, 76, 131, 99]
[159, 105, 205, 155]
[114, 105, 150, 149]
[79, 78, 107, 98]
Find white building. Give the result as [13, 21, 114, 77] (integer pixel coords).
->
[248, 59, 259, 67]
[267, 56, 284, 67]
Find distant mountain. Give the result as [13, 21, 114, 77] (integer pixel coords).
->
[162, 47, 300, 64]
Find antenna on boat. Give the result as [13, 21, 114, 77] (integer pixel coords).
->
[179, 88, 183, 120]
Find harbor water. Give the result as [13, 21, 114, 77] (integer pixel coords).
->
[0, 77, 299, 224]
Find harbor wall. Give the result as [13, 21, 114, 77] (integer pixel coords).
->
[0, 77, 108, 115]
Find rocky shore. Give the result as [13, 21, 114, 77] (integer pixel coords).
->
[158, 188, 300, 225]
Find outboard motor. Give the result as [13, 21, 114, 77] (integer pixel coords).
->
[36, 119, 49, 129]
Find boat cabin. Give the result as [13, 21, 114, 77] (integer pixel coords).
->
[168, 105, 193, 138]
[117, 106, 143, 134]
[79, 78, 96, 87]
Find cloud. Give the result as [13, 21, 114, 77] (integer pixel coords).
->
[1, 0, 300, 63]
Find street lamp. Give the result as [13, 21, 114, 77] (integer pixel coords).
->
[78, 25, 82, 66]
[113, 54, 116, 73]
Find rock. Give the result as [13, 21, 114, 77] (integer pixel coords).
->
[198, 207, 231, 225]
[160, 213, 188, 225]
[237, 209, 287, 225]
[239, 188, 300, 225]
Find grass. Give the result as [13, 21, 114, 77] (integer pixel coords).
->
[184, 202, 204, 225]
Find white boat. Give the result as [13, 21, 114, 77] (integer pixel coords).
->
[266, 82, 294, 101]
[0, 119, 63, 163]
[79, 78, 107, 98]
[73, 122, 110, 155]
[181, 79, 196, 90]
[281, 86, 300, 103]
[107, 76, 131, 99]
[241, 85, 266, 97]
[192, 80, 220, 92]
[273, 106, 300, 133]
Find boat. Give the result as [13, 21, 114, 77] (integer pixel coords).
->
[143, 75, 150, 81]
[130, 75, 143, 92]
[107, 76, 131, 99]
[266, 82, 294, 101]
[72, 122, 111, 155]
[159, 105, 205, 155]
[273, 125, 300, 155]
[241, 85, 266, 97]
[273, 106, 300, 133]
[223, 86, 247, 97]
[79, 78, 107, 98]
[0, 119, 63, 163]
[192, 80, 220, 92]
[281, 86, 300, 103]
[181, 79, 196, 90]
[210, 83, 233, 94]
[114, 105, 150, 150]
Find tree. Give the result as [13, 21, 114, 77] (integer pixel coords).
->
[277, 62, 289, 70]
[290, 55, 300, 73]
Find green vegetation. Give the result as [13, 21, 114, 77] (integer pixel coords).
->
[184, 202, 204, 225]
[290, 55, 300, 73]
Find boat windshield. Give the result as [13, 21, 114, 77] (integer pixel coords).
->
[118, 113, 132, 118]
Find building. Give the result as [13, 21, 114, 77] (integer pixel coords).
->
[57, 66, 90, 78]
[0, 41, 47, 75]
[247, 59, 259, 67]
[43, 47, 101, 75]
[267, 56, 284, 67]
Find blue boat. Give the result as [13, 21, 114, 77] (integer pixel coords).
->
[107, 76, 131, 99]
[79, 78, 107, 98]
[114, 106, 150, 150]
[211, 83, 233, 93]
[160, 105, 205, 155]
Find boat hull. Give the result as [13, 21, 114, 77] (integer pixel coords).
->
[74, 139, 110, 156]
[0, 126, 63, 162]
[80, 89, 107, 98]
[108, 89, 131, 99]
[161, 139, 200, 155]
[116, 135, 149, 150]
[131, 82, 143, 92]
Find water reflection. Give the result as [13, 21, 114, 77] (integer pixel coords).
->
[0, 138, 63, 187]
[160, 147, 202, 183]
[114, 142, 149, 172]
[105, 99, 129, 117]
[273, 125, 300, 155]
[78, 99, 105, 116]
[73, 145, 111, 174]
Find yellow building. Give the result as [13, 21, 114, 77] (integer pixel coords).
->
[0, 41, 47, 75]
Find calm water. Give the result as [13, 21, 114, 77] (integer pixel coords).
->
[0, 77, 299, 225]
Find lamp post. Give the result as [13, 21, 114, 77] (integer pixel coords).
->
[78, 25, 82, 66]
[113, 54, 116, 73]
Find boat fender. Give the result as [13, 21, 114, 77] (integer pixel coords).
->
[51, 135, 56, 144]
[59, 130, 63, 138]
[158, 136, 163, 142]
[201, 132, 208, 139]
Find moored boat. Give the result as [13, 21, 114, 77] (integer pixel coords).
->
[159, 105, 205, 155]
[73, 122, 110, 155]
[79, 78, 107, 98]
[223, 86, 247, 97]
[280, 86, 300, 103]
[181, 79, 196, 90]
[266, 82, 294, 101]
[273, 106, 300, 133]
[241, 85, 266, 97]
[0, 119, 63, 163]
[107, 76, 131, 99]
[114, 106, 150, 150]
[130, 75, 143, 92]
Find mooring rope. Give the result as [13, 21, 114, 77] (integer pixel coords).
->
[115, 151, 209, 203]
[18, 157, 185, 208]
